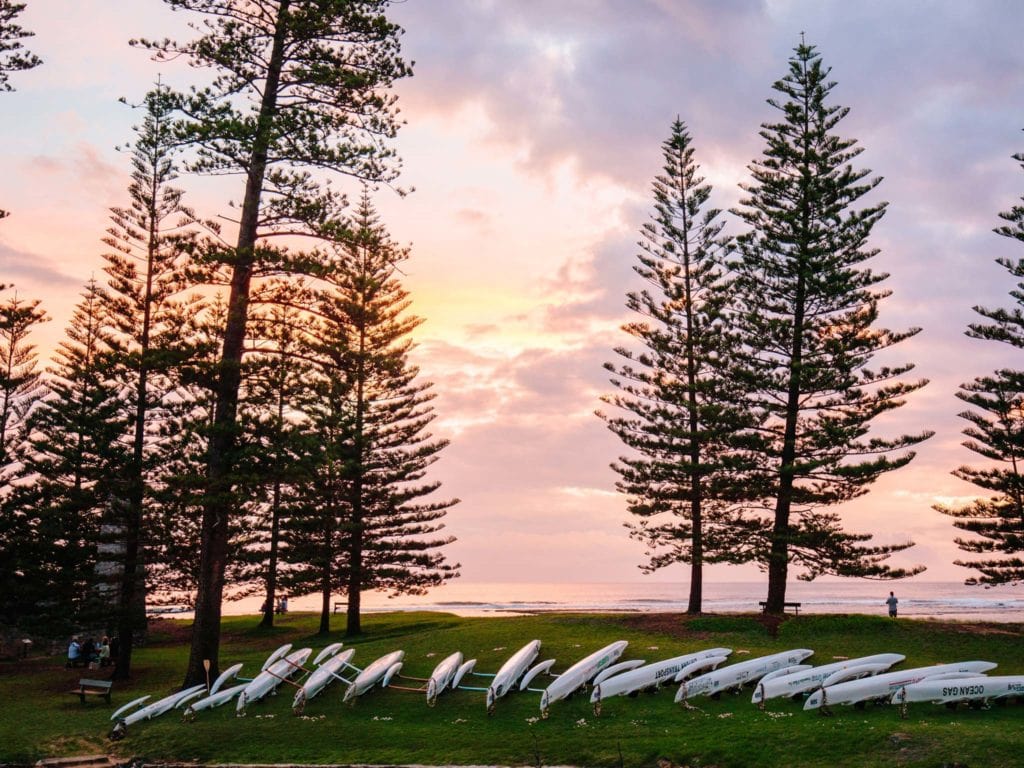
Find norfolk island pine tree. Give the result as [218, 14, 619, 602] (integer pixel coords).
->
[100, 84, 207, 679]
[0, 280, 130, 634]
[290, 194, 459, 636]
[938, 140, 1024, 584]
[601, 119, 759, 614]
[729, 40, 931, 613]
[0, 286, 47, 626]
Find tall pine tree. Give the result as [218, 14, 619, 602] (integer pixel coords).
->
[1, 280, 129, 633]
[100, 84, 203, 679]
[300, 195, 459, 635]
[601, 119, 755, 614]
[937, 143, 1024, 584]
[731, 40, 931, 612]
[134, 0, 411, 684]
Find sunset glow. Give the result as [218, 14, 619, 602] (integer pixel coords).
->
[2, 1, 1023, 587]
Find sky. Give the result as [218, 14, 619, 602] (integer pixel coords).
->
[1, 1, 1024, 587]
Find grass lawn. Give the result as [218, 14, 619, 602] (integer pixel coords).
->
[2, 611, 1023, 767]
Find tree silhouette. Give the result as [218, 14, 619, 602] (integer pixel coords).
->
[939, 144, 1024, 585]
[731, 41, 931, 612]
[297, 195, 459, 635]
[601, 119, 756, 614]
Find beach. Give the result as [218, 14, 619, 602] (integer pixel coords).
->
[196, 579, 1024, 623]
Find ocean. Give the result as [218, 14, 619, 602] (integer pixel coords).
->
[207, 579, 1024, 623]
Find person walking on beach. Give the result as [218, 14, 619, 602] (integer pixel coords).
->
[886, 591, 898, 619]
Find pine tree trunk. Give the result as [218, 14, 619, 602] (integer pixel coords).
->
[183, 1, 291, 688]
[346, 501, 363, 636]
[319, 577, 331, 635]
[346, 495, 363, 637]
[319, 502, 334, 635]
[260, 477, 282, 629]
[764, 331, 802, 613]
[765, 238, 808, 613]
[345, 574, 361, 636]
[114, 160, 161, 680]
[680, 160, 703, 616]
[112, 486, 142, 681]
[688, 494, 703, 614]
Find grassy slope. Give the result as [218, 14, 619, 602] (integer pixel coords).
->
[1, 611, 1022, 767]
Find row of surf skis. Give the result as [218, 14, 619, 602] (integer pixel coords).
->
[106, 639, 1021, 739]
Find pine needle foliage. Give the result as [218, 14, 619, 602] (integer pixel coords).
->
[0, 1, 42, 218]
[0, 288, 46, 464]
[0, 1, 41, 92]
[0, 286, 47, 626]
[238, 297, 317, 627]
[731, 41, 931, 611]
[938, 145, 1024, 585]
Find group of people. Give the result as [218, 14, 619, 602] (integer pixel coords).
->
[67, 635, 115, 668]
[260, 596, 289, 614]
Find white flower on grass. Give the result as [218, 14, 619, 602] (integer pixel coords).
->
[425, 652, 436, 658]
[646, 646, 659, 650]
[453, 718, 467, 724]
[575, 718, 588, 728]
[372, 715, 394, 721]
[492, 647, 506, 652]
[717, 713, 733, 719]
[525, 717, 539, 725]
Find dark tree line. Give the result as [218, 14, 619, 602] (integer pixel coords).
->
[0, 0, 458, 685]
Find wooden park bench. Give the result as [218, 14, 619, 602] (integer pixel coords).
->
[759, 601, 802, 615]
[68, 678, 112, 705]
[333, 602, 344, 614]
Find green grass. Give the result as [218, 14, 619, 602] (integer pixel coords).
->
[2, 611, 1023, 767]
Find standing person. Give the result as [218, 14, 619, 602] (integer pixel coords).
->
[886, 591, 898, 619]
[98, 637, 111, 667]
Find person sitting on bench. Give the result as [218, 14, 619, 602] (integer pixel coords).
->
[67, 636, 84, 668]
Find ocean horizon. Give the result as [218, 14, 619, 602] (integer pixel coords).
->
[190, 579, 1024, 624]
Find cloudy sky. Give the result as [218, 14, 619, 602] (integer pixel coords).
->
[2, 1, 1023, 587]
